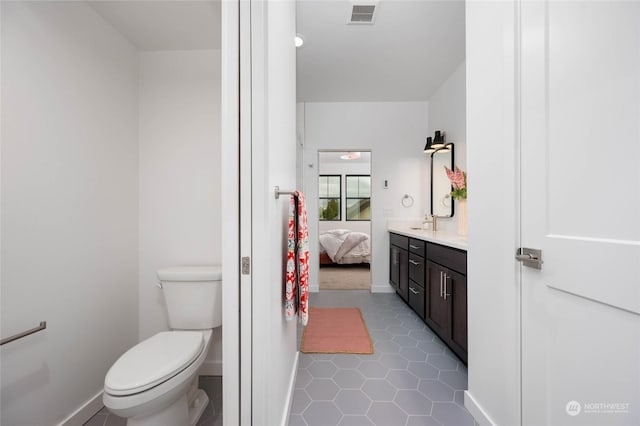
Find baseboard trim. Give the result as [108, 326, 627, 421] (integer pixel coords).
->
[58, 390, 104, 426]
[464, 390, 497, 426]
[371, 284, 395, 293]
[200, 359, 223, 376]
[281, 351, 300, 426]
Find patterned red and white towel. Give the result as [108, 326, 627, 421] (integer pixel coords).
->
[285, 191, 309, 325]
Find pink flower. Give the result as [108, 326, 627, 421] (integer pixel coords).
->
[444, 166, 467, 200]
[445, 166, 466, 190]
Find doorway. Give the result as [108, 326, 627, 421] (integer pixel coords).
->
[317, 151, 372, 291]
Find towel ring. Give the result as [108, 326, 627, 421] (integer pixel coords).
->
[401, 194, 414, 208]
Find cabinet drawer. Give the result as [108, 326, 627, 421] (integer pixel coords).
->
[408, 238, 426, 257]
[408, 281, 425, 319]
[408, 253, 425, 286]
[427, 243, 467, 275]
[390, 233, 409, 250]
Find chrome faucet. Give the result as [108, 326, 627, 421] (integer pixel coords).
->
[423, 214, 439, 232]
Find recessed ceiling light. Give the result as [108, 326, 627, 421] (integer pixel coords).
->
[295, 34, 304, 48]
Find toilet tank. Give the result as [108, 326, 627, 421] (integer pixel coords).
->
[157, 266, 222, 330]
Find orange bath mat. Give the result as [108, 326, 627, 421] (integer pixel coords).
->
[300, 307, 373, 354]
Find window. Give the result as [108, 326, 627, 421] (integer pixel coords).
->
[346, 175, 371, 220]
[319, 175, 341, 221]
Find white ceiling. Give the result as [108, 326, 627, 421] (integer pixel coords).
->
[87, 0, 462, 100]
[88, 0, 221, 51]
[296, 0, 465, 102]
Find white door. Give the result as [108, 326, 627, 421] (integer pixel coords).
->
[242, 0, 299, 424]
[520, 1, 640, 426]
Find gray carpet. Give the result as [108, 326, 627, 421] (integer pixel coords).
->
[318, 265, 370, 290]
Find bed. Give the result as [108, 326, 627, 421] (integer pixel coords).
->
[318, 229, 371, 265]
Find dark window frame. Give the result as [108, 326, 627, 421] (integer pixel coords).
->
[345, 174, 371, 221]
[319, 174, 342, 221]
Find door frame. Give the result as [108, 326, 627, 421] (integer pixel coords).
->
[314, 149, 373, 292]
[221, 0, 249, 424]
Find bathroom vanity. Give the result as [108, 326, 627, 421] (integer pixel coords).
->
[388, 227, 468, 363]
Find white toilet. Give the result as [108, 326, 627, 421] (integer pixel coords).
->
[103, 266, 222, 426]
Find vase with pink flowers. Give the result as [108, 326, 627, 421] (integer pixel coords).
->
[445, 166, 467, 236]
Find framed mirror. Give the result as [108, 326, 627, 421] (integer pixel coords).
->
[430, 143, 454, 217]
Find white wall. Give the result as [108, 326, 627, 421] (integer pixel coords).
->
[301, 102, 429, 293]
[1, 2, 139, 424]
[464, 2, 521, 425]
[138, 50, 222, 371]
[427, 61, 466, 233]
[317, 159, 371, 235]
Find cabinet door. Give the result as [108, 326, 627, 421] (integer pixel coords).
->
[389, 245, 400, 290]
[446, 269, 467, 360]
[426, 261, 449, 337]
[398, 248, 409, 301]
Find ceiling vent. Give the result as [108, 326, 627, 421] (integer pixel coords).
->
[349, 4, 377, 24]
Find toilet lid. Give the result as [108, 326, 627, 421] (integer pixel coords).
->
[104, 331, 204, 396]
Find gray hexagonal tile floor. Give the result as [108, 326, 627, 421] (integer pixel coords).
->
[84, 376, 222, 426]
[293, 290, 479, 426]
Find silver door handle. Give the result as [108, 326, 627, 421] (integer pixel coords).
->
[516, 248, 543, 270]
[439, 271, 444, 298]
[409, 244, 420, 249]
[409, 287, 419, 295]
[409, 259, 420, 266]
[515, 254, 538, 261]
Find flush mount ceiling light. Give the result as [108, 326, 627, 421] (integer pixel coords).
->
[295, 34, 304, 48]
[340, 152, 361, 160]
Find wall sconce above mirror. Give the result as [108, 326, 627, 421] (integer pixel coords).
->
[423, 130, 454, 217]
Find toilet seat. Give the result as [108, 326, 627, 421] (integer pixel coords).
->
[105, 331, 204, 396]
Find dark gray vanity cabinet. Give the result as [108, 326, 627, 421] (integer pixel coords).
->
[425, 243, 467, 363]
[389, 233, 409, 302]
[389, 232, 468, 364]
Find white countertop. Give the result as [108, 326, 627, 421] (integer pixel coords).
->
[388, 226, 468, 251]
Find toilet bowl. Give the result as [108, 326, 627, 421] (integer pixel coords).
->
[103, 266, 222, 426]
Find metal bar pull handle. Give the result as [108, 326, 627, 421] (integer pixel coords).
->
[443, 273, 451, 300]
[409, 287, 419, 295]
[409, 244, 420, 250]
[409, 259, 420, 266]
[439, 271, 444, 298]
[1, 321, 47, 346]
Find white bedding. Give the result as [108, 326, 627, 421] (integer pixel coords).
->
[319, 229, 371, 264]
